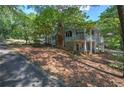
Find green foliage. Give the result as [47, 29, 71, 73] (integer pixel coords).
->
[98, 6, 121, 49]
[33, 6, 86, 42]
[0, 5, 121, 49]
[84, 20, 96, 31]
[63, 6, 85, 27]
[34, 7, 59, 36]
[0, 6, 35, 44]
[0, 6, 13, 39]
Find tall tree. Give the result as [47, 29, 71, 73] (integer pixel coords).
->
[0, 5, 36, 44]
[98, 6, 121, 49]
[34, 7, 59, 44]
[117, 5, 124, 77]
[34, 6, 86, 47]
[55, 6, 86, 48]
[117, 6, 124, 51]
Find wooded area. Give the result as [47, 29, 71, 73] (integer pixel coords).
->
[0, 6, 123, 49]
[0, 5, 124, 87]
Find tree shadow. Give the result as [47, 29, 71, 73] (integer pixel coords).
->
[0, 52, 65, 87]
[15, 47, 124, 87]
[77, 60, 122, 78]
[0, 42, 8, 50]
[80, 54, 123, 75]
[41, 53, 123, 86]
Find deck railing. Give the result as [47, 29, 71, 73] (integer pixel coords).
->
[64, 35, 100, 42]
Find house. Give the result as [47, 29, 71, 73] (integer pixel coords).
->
[46, 26, 104, 54]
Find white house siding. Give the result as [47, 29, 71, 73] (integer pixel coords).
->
[48, 29, 104, 53]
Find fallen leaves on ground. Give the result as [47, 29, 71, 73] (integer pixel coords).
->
[14, 46, 124, 87]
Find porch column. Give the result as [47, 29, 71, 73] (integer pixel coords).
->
[89, 30, 92, 54]
[94, 42, 96, 53]
[102, 43, 104, 52]
[83, 28, 87, 54]
[84, 40, 87, 54]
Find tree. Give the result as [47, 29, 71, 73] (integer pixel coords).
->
[55, 6, 86, 48]
[117, 6, 124, 51]
[0, 5, 37, 45]
[117, 5, 124, 77]
[34, 7, 59, 44]
[34, 6, 86, 47]
[98, 6, 121, 49]
[0, 6, 16, 39]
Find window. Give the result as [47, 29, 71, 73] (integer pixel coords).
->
[52, 36, 55, 40]
[76, 31, 78, 35]
[66, 32, 68, 37]
[66, 31, 72, 37]
[69, 31, 72, 37]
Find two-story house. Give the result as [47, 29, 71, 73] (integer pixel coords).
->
[46, 26, 104, 54]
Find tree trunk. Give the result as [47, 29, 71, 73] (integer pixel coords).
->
[24, 32, 28, 44]
[94, 42, 96, 53]
[117, 5, 124, 77]
[56, 21, 64, 48]
[25, 36, 28, 44]
[123, 63, 124, 77]
[84, 40, 87, 53]
[117, 6, 124, 50]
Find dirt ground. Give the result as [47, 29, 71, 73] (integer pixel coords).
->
[14, 46, 124, 87]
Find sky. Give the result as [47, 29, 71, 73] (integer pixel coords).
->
[86, 5, 110, 21]
[24, 5, 110, 21]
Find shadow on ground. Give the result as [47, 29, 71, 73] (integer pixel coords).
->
[15, 47, 124, 87]
[0, 49, 64, 87]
